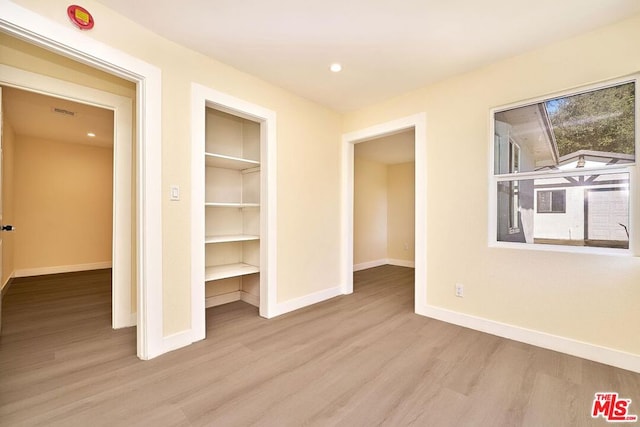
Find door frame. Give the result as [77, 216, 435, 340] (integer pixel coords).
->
[341, 113, 427, 312]
[0, 64, 134, 328]
[0, 0, 163, 359]
[190, 84, 278, 341]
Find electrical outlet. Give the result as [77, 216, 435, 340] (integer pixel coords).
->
[403, 243, 409, 251]
[455, 283, 464, 298]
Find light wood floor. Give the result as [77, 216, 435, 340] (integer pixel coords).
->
[1, 266, 639, 426]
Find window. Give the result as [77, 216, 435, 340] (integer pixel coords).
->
[537, 190, 566, 213]
[491, 78, 636, 250]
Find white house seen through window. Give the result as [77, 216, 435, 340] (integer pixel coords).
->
[492, 79, 636, 250]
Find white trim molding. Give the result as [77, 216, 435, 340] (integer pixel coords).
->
[416, 303, 640, 373]
[191, 84, 278, 344]
[272, 286, 343, 317]
[388, 258, 415, 268]
[353, 259, 415, 271]
[0, 0, 164, 359]
[204, 291, 260, 309]
[353, 259, 388, 272]
[161, 330, 197, 356]
[1, 274, 12, 293]
[205, 292, 243, 308]
[14, 262, 113, 278]
[341, 113, 427, 314]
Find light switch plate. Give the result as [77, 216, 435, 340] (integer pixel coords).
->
[170, 185, 180, 201]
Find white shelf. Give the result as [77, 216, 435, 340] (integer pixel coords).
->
[205, 263, 259, 281]
[205, 202, 259, 208]
[205, 152, 259, 170]
[205, 234, 259, 244]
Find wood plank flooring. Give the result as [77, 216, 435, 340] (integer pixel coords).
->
[1, 266, 639, 426]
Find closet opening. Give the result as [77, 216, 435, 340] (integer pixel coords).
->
[190, 84, 277, 341]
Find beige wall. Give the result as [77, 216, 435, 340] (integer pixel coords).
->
[8, 0, 343, 335]
[354, 158, 415, 266]
[387, 162, 415, 262]
[354, 157, 388, 265]
[13, 136, 113, 271]
[344, 14, 640, 355]
[1, 118, 16, 289]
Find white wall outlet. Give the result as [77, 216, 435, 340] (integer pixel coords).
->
[170, 185, 180, 201]
[403, 243, 409, 251]
[455, 283, 464, 297]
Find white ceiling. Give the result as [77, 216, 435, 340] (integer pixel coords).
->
[355, 130, 414, 165]
[95, 0, 640, 112]
[2, 87, 114, 148]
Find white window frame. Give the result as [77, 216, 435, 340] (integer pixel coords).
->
[508, 140, 521, 233]
[488, 74, 639, 256]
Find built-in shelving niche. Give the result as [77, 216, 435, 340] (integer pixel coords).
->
[204, 108, 261, 310]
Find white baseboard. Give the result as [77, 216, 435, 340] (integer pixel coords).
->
[14, 261, 112, 278]
[240, 291, 259, 307]
[205, 291, 260, 309]
[162, 329, 200, 355]
[1, 272, 13, 295]
[205, 291, 241, 308]
[113, 311, 137, 329]
[272, 285, 343, 317]
[162, 292, 264, 357]
[388, 258, 415, 268]
[353, 259, 387, 272]
[416, 303, 640, 374]
[0, 274, 9, 333]
[353, 259, 415, 271]
[171, 286, 343, 359]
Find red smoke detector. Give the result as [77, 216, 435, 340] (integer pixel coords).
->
[67, 5, 94, 30]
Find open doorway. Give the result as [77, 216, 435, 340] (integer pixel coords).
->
[341, 113, 427, 313]
[353, 130, 415, 272]
[0, 68, 134, 338]
[2, 87, 115, 278]
[352, 130, 415, 307]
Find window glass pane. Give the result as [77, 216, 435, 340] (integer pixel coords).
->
[550, 190, 566, 213]
[497, 172, 629, 249]
[537, 191, 552, 212]
[494, 82, 635, 175]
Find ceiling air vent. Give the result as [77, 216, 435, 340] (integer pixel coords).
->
[52, 107, 76, 117]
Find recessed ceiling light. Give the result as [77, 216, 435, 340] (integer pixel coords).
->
[330, 63, 342, 73]
[87, 132, 96, 137]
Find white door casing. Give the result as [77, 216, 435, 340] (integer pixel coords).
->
[341, 113, 427, 311]
[0, 0, 163, 359]
[191, 83, 278, 342]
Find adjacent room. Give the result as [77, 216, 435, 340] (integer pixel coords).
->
[354, 130, 416, 273]
[1, 0, 639, 425]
